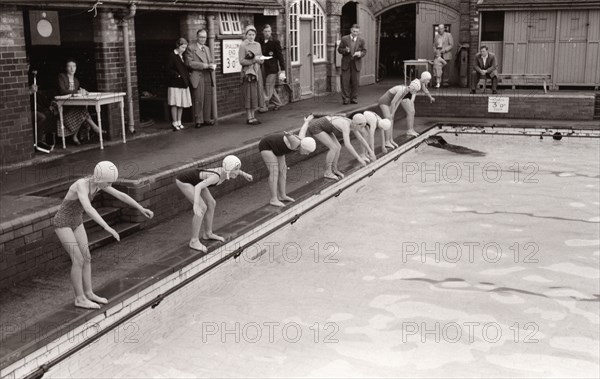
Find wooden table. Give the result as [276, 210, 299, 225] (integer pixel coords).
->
[403, 60, 430, 87]
[54, 92, 126, 150]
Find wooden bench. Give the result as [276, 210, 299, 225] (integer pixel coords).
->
[498, 74, 551, 93]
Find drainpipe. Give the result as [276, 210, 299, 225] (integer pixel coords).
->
[207, 13, 218, 120]
[120, 2, 136, 134]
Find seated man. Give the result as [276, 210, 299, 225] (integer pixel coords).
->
[470, 45, 498, 94]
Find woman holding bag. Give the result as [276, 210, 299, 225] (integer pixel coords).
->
[238, 25, 266, 125]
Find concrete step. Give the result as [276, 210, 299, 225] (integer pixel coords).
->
[83, 207, 121, 233]
[87, 221, 141, 251]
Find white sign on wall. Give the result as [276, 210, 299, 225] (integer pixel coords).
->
[222, 39, 242, 74]
[488, 96, 509, 113]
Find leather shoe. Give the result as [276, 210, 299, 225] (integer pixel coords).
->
[343, 100, 349, 105]
[470, 90, 476, 94]
[203, 120, 215, 126]
[194, 123, 203, 128]
[351, 100, 358, 104]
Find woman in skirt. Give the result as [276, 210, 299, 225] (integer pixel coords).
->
[167, 38, 193, 131]
[239, 25, 265, 125]
[54, 161, 154, 309]
[56, 59, 105, 145]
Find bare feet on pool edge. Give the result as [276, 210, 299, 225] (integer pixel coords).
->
[324, 172, 339, 180]
[406, 130, 419, 137]
[391, 141, 399, 148]
[270, 199, 286, 207]
[333, 170, 345, 179]
[202, 233, 225, 242]
[85, 292, 108, 304]
[75, 297, 101, 309]
[279, 195, 295, 203]
[189, 239, 208, 252]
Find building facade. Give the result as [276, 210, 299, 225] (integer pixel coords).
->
[1, 0, 599, 165]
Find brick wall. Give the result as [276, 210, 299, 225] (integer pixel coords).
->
[93, 10, 140, 137]
[0, 6, 33, 165]
[414, 91, 596, 120]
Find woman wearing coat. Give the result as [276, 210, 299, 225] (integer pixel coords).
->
[167, 38, 193, 131]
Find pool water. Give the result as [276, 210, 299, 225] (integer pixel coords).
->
[46, 134, 599, 378]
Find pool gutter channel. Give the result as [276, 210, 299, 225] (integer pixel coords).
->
[11, 124, 599, 379]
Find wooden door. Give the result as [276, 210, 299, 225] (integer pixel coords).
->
[299, 19, 313, 96]
[503, 11, 528, 73]
[357, 4, 376, 85]
[526, 11, 556, 75]
[557, 10, 588, 83]
[585, 10, 600, 85]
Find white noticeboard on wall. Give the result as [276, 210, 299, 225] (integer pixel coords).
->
[222, 39, 242, 74]
[488, 96, 509, 113]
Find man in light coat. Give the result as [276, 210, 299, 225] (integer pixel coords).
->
[185, 29, 216, 128]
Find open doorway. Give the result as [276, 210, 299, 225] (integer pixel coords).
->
[378, 4, 416, 81]
[134, 11, 188, 123]
[341, 2, 357, 37]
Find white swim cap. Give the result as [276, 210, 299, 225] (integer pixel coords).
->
[409, 79, 422, 93]
[222, 155, 241, 179]
[420, 71, 432, 81]
[93, 161, 118, 183]
[351, 113, 367, 127]
[363, 111, 378, 127]
[300, 137, 316, 153]
[378, 119, 391, 131]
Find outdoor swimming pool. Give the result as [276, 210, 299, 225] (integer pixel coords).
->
[44, 131, 599, 378]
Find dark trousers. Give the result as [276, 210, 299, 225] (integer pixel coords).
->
[192, 75, 214, 124]
[341, 67, 360, 101]
[470, 71, 498, 91]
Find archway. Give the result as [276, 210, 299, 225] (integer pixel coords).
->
[378, 4, 416, 81]
[376, 1, 461, 84]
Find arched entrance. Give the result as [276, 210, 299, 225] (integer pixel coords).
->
[376, 1, 460, 84]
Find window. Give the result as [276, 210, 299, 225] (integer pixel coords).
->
[481, 12, 504, 41]
[219, 12, 242, 35]
[289, 0, 327, 63]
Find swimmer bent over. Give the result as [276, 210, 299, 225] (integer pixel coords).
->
[54, 161, 154, 309]
[176, 155, 253, 252]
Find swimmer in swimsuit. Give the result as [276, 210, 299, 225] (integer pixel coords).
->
[176, 155, 253, 252]
[359, 110, 392, 156]
[258, 131, 316, 207]
[299, 113, 375, 180]
[378, 71, 435, 144]
[53, 161, 154, 309]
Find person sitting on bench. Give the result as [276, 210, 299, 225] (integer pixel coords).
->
[470, 45, 498, 95]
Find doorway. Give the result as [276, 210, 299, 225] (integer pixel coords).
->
[378, 4, 416, 81]
[299, 19, 313, 96]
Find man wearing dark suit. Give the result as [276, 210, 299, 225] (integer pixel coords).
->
[185, 29, 216, 128]
[470, 45, 498, 94]
[337, 24, 367, 104]
[258, 24, 285, 112]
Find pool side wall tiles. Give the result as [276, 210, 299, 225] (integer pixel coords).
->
[0, 128, 438, 379]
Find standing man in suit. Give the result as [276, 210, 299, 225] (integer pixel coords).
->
[337, 24, 367, 105]
[433, 24, 453, 87]
[258, 24, 285, 113]
[470, 45, 498, 94]
[185, 29, 216, 128]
